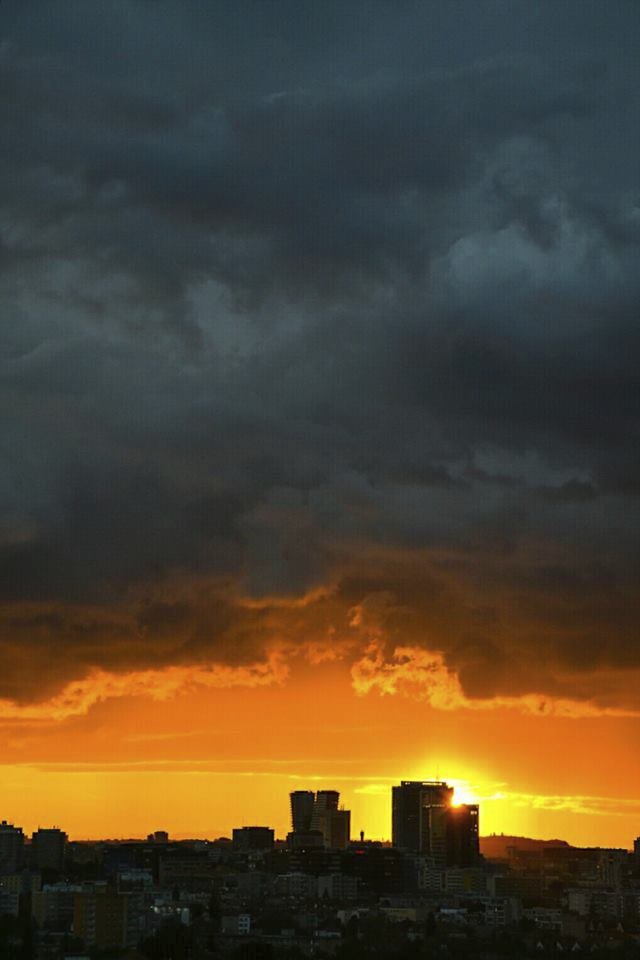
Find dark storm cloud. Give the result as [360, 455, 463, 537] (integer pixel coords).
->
[1, 0, 640, 707]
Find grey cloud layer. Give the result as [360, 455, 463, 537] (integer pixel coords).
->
[2, 0, 640, 705]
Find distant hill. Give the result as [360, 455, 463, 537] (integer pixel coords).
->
[480, 834, 572, 859]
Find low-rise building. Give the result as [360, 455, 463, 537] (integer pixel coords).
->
[221, 913, 251, 935]
[274, 872, 317, 899]
[32, 883, 82, 931]
[482, 897, 522, 926]
[317, 873, 359, 901]
[73, 888, 141, 950]
[0, 874, 21, 917]
[232, 827, 274, 852]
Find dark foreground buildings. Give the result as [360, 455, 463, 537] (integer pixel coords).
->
[5, 784, 640, 960]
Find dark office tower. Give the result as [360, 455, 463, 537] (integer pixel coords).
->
[329, 808, 351, 850]
[392, 781, 453, 853]
[311, 790, 340, 846]
[421, 801, 450, 866]
[31, 828, 67, 872]
[313, 790, 340, 816]
[290, 791, 315, 833]
[392, 782, 422, 852]
[445, 805, 479, 867]
[0, 821, 24, 874]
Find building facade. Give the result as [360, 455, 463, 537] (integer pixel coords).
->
[31, 828, 67, 872]
[391, 781, 479, 867]
[290, 791, 315, 833]
[232, 826, 274, 852]
[0, 821, 24, 875]
[392, 782, 453, 854]
[289, 790, 351, 850]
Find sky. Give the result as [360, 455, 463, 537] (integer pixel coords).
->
[1, 0, 640, 847]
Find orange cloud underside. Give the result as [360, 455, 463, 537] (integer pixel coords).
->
[1, 660, 639, 848]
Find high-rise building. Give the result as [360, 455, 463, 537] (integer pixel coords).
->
[311, 791, 352, 850]
[329, 809, 351, 851]
[391, 781, 479, 867]
[445, 804, 480, 867]
[0, 821, 24, 875]
[392, 782, 453, 853]
[289, 790, 351, 850]
[31, 828, 67, 872]
[421, 800, 450, 866]
[290, 791, 315, 833]
[392, 781, 423, 852]
[311, 790, 340, 837]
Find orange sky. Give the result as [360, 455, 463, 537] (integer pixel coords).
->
[2, 659, 639, 848]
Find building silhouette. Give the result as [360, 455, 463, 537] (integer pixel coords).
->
[329, 809, 351, 850]
[0, 821, 24, 875]
[445, 803, 480, 867]
[31, 827, 67, 872]
[392, 781, 453, 853]
[288, 789, 351, 850]
[311, 790, 339, 838]
[290, 791, 315, 833]
[232, 826, 274, 852]
[391, 781, 479, 867]
[146, 830, 169, 844]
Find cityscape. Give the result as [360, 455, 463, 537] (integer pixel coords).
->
[2, 781, 640, 959]
[3, 2, 640, 959]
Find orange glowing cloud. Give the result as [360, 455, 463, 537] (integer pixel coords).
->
[351, 642, 640, 719]
[0, 652, 288, 722]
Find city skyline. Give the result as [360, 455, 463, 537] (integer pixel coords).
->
[2, 1, 640, 855]
[2, 777, 639, 853]
[2, 668, 640, 846]
[3, 784, 640, 956]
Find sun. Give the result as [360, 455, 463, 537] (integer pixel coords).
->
[408, 760, 482, 808]
[448, 779, 479, 807]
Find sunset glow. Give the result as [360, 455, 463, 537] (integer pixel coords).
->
[2, 1, 640, 864]
[1, 655, 639, 847]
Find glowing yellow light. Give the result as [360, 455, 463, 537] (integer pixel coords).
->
[407, 760, 482, 808]
[449, 779, 478, 806]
